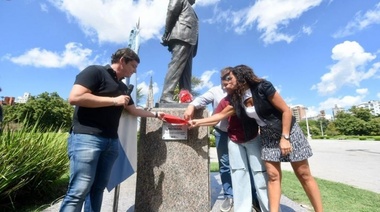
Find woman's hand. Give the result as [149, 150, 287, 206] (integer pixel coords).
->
[188, 119, 200, 129]
[156, 112, 165, 120]
[279, 138, 292, 156]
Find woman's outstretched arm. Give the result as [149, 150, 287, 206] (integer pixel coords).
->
[189, 104, 234, 128]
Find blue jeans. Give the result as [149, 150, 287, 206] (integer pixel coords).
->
[214, 128, 233, 198]
[60, 133, 119, 212]
[228, 136, 269, 212]
[214, 128, 258, 201]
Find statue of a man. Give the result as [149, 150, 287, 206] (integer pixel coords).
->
[160, 0, 198, 103]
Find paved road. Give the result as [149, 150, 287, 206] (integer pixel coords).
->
[282, 139, 380, 194]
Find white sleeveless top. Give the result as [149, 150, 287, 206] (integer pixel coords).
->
[242, 89, 266, 126]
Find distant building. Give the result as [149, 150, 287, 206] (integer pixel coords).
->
[2, 96, 15, 105]
[332, 104, 345, 120]
[291, 105, 307, 122]
[1, 92, 31, 105]
[15, 92, 31, 104]
[146, 76, 154, 109]
[356, 100, 380, 116]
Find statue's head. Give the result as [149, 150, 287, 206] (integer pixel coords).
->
[188, 0, 195, 5]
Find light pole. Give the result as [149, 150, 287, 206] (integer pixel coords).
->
[320, 119, 324, 136]
[304, 107, 312, 140]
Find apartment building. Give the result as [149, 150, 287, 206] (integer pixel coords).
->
[356, 100, 380, 116]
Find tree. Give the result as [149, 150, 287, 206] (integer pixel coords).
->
[325, 122, 339, 136]
[368, 118, 380, 136]
[136, 87, 143, 106]
[299, 119, 325, 137]
[349, 106, 372, 122]
[3, 92, 74, 132]
[334, 110, 370, 136]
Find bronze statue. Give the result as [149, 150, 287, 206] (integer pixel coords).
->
[160, 0, 198, 103]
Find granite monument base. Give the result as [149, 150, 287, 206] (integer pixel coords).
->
[135, 107, 209, 212]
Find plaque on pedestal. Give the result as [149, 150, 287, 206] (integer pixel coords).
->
[135, 107, 210, 212]
[162, 122, 188, 140]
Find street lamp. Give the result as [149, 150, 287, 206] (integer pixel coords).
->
[304, 107, 312, 140]
[320, 119, 324, 136]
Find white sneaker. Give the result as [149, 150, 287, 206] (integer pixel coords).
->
[220, 197, 233, 212]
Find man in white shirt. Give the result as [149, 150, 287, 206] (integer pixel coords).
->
[184, 67, 234, 212]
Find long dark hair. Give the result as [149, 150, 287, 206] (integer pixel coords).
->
[230, 64, 263, 106]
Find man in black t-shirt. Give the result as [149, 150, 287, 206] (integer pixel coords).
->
[60, 48, 164, 212]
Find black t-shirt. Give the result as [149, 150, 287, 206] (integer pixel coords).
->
[72, 65, 134, 138]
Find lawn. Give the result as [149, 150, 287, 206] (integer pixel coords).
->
[210, 162, 380, 212]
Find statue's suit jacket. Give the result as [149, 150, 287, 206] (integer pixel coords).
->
[165, 0, 198, 56]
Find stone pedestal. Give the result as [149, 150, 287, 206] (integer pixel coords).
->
[135, 106, 210, 212]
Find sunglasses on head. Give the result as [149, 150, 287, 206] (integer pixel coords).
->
[221, 73, 232, 81]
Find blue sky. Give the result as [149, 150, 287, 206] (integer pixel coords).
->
[0, 0, 379, 118]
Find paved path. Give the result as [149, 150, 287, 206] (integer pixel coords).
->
[44, 172, 308, 212]
[44, 146, 308, 212]
[44, 139, 379, 211]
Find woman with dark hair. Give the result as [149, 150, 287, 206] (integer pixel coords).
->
[189, 68, 269, 212]
[190, 65, 323, 212]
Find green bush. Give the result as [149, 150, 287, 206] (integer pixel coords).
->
[0, 125, 69, 209]
[209, 134, 216, 147]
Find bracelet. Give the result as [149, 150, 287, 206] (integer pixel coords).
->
[113, 98, 117, 106]
[155, 112, 158, 118]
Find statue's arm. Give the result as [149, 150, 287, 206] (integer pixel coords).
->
[165, 0, 182, 34]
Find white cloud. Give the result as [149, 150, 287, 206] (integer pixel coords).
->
[40, 3, 49, 12]
[377, 93, 380, 99]
[333, 2, 380, 38]
[302, 25, 313, 35]
[6, 42, 94, 70]
[47, 0, 218, 45]
[356, 88, 368, 95]
[137, 70, 154, 81]
[318, 95, 365, 111]
[217, 0, 322, 44]
[193, 69, 217, 91]
[274, 84, 282, 94]
[304, 106, 319, 118]
[311, 41, 378, 95]
[284, 96, 296, 105]
[195, 0, 220, 7]
[45, 0, 323, 45]
[48, 0, 169, 44]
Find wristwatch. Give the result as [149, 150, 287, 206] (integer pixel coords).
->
[281, 134, 290, 140]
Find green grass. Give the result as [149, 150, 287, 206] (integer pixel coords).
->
[210, 162, 380, 212]
[210, 161, 219, 172]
